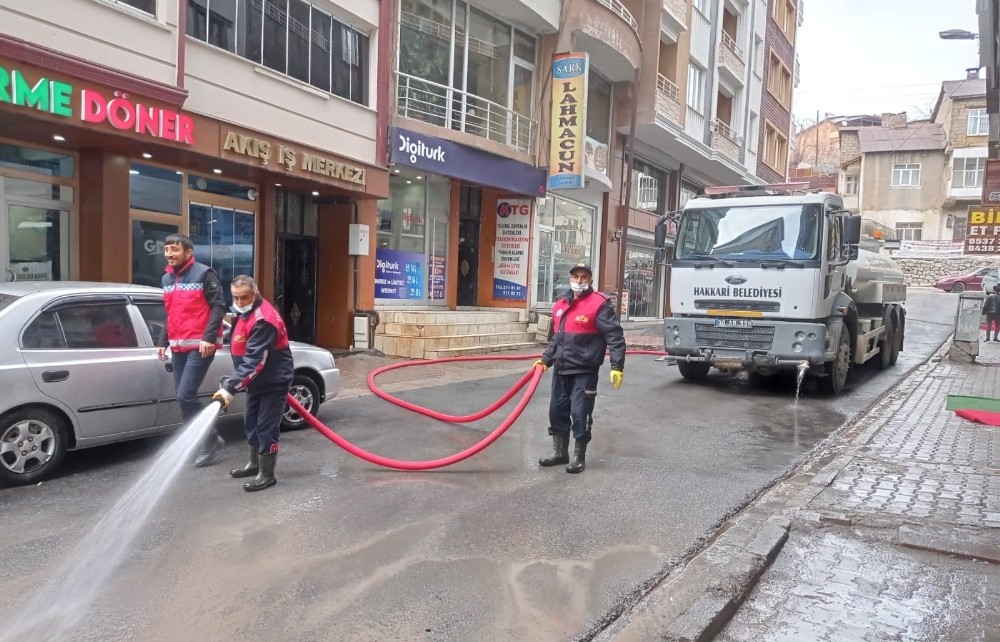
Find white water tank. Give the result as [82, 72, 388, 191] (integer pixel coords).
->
[847, 249, 907, 304]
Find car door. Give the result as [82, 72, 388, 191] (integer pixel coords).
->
[131, 297, 243, 427]
[20, 296, 159, 441]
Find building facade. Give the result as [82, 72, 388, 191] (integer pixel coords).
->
[931, 75, 990, 240]
[838, 117, 950, 242]
[754, 0, 800, 182]
[0, 0, 388, 350]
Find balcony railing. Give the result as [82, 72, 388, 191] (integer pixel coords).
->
[656, 74, 681, 124]
[719, 31, 746, 80]
[595, 0, 639, 36]
[711, 118, 741, 160]
[721, 31, 744, 59]
[395, 72, 536, 156]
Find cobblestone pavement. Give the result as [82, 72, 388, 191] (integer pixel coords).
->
[719, 353, 1000, 641]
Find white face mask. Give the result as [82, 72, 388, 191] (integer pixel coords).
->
[569, 281, 590, 293]
[233, 302, 253, 315]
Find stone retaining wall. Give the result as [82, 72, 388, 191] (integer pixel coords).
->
[892, 257, 996, 287]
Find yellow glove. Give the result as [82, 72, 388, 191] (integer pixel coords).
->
[212, 388, 233, 410]
[532, 359, 548, 372]
[609, 370, 623, 389]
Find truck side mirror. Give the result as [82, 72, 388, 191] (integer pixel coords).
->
[848, 245, 859, 260]
[655, 247, 667, 265]
[843, 215, 862, 245]
[654, 222, 667, 249]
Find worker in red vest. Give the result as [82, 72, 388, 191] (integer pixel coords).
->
[534, 262, 625, 473]
[157, 234, 227, 467]
[213, 275, 294, 492]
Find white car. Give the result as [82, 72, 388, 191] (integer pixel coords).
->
[982, 267, 1000, 294]
[0, 281, 340, 486]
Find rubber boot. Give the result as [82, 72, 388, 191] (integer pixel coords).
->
[229, 445, 259, 479]
[539, 434, 570, 467]
[243, 453, 277, 492]
[566, 440, 587, 474]
[193, 433, 224, 468]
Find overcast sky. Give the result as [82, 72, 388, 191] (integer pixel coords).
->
[793, 0, 981, 125]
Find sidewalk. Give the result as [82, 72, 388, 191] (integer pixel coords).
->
[599, 339, 1000, 642]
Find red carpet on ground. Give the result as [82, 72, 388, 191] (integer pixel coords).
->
[954, 409, 1000, 427]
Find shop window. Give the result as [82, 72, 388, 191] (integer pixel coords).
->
[0, 143, 74, 178]
[187, 0, 370, 105]
[189, 202, 256, 304]
[131, 220, 179, 287]
[6, 204, 72, 282]
[375, 171, 449, 303]
[130, 164, 183, 216]
[586, 74, 612, 177]
[4, 177, 73, 202]
[277, 190, 319, 238]
[535, 196, 596, 304]
[625, 246, 661, 319]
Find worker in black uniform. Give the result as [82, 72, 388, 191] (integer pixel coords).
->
[534, 262, 626, 473]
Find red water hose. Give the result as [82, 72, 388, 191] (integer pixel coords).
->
[287, 350, 666, 471]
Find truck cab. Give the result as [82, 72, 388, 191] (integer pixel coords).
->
[655, 183, 905, 394]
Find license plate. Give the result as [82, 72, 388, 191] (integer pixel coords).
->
[714, 319, 753, 329]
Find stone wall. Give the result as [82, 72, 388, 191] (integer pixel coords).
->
[892, 257, 996, 287]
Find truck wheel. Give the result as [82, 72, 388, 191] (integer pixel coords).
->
[877, 323, 894, 370]
[677, 362, 711, 381]
[889, 318, 902, 366]
[820, 328, 851, 395]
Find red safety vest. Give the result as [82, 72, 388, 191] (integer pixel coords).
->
[162, 257, 223, 352]
[231, 298, 290, 357]
[552, 290, 607, 336]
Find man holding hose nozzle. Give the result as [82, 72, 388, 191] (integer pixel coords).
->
[212, 275, 293, 492]
[534, 262, 625, 474]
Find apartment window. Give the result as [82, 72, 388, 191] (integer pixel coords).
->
[186, 0, 370, 105]
[844, 175, 859, 195]
[692, 0, 708, 14]
[631, 159, 666, 213]
[895, 223, 923, 242]
[767, 53, 792, 107]
[890, 163, 921, 187]
[968, 108, 990, 136]
[953, 157, 986, 188]
[687, 64, 705, 112]
[116, 0, 156, 14]
[397, 0, 536, 149]
[771, 0, 797, 42]
[763, 121, 787, 172]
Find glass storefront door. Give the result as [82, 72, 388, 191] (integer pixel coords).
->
[624, 244, 662, 319]
[534, 195, 597, 308]
[2, 202, 72, 282]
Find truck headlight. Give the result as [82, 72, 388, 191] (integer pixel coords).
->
[795, 331, 805, 341]
[793, 343, 803, 353]
[808, 333, 817, 341]
[674, 337, 681, 345]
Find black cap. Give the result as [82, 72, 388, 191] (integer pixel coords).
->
[569, 262, 593, 275]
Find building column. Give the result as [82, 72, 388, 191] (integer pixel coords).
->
[78, 150, 130, 283]
[316, 199, 377, 349]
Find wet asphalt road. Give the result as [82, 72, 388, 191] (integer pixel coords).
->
[0, 290, 957, 641]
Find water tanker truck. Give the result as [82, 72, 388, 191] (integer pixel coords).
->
[653, 183, 907, 395]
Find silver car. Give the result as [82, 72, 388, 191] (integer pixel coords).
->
[0, 282, 340, 486]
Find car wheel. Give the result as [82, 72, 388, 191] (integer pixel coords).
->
[952, 282, 966, 293]
[0, 407, 69, 486]
[282, 374, 321, 431]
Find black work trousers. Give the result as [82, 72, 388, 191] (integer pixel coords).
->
[548, 370, 599, 443]
[988, 314, 999, 340]
[244, 389, 286, 455]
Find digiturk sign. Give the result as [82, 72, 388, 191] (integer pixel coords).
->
[0, 65, 196, 145]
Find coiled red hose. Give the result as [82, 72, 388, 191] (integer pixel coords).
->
[286, 350, 666, 471]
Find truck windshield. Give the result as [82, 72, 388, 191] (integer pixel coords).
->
[675, 204, 821, 261]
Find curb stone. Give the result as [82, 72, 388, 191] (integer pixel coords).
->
[594, 337, 956, 642]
